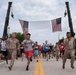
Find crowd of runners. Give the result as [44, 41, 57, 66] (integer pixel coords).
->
[0, 32, 76, 71]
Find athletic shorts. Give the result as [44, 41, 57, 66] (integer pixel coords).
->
[0, 50, 1, 53]
[20, 49, 24, 54]
[61, 50, 65, 55]
[41, 50, 44, 53]
[44, 50, 49, 54]
[34, 50, 38, 55]
[1, 51, 8, 56]
[25, 50, 33, 58]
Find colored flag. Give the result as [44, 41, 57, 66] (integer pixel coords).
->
[19, 20, 29, 35]
[51, 18, 62, 32]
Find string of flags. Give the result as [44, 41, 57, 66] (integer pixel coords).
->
[19, 17, 62, 35]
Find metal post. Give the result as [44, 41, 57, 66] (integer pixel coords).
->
[3, 2, 12, 39]
[65, 2, 75, 37]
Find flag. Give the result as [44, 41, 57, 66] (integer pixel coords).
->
[11, 6, 14, 19]
[64, 10, 67, 17]
[19, 20, 29, 35]
[11, 12, 14, 18]
[51, 18, 62, 32]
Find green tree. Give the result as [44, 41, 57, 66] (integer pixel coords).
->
[16, 32, 25, 42]
[58, 37, 64, 44]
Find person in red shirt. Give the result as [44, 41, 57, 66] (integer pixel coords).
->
[40, 43, 44, 58]
[60, 42, 65, 58]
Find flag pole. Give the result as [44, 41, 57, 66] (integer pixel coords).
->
[3, 2, 12, 39]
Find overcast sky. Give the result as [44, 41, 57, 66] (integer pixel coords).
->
[0, 0, 76, 45]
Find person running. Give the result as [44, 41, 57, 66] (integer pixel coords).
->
[60, 41, 65, 59]
[41, 43, 44, 58]
[0, 38, 2, 61]
[22, 33, 34, 71]
[20, 44, 25, 61]
[44, 40, 49, 61]
[55, 42, 60, 61]
[52, 45, 56, 57]
[33, 41, 39, 62]
[6, 33, 20, 70]
[62, 32, 75, 69]
[38, 45, 42, 57]
[0, 37, 8, 64]
[49, 43, 53, 58]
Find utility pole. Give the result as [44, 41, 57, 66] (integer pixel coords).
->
[3, 2, 12, 39]
[65, 2, 75, 37]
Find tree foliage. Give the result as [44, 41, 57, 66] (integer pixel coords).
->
[58, 37, 64, 44]
[10, 32, 25, 42]
[16, 32, 25, 42]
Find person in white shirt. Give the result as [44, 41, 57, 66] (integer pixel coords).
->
[22, 33, 34, 71]
[0, 37, 8, 64]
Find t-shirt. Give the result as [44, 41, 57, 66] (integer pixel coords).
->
[20, 46, 24, 50]
[6, 38, 19, 50]
[34, 45, 39, 50]
[44, 44, 49, 51]
[60, 43, 65, 51]
[1, 40, 6, 51]
[64, 37, 75, 50]
[22, 39, 34, 51]
[55, 45, 60, 51]
[49, 45, 53, 51]
[39, 46, 44, 51]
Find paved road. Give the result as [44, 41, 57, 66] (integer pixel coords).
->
[0, 57, 76, 75]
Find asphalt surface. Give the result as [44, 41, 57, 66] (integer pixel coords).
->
[0, 57, 76, 75]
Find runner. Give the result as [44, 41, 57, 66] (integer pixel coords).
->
[60, 41, 65, 59]
[20, 43, 25, 61]
[40, 43, 44, 58]
[33, 41, 39, 62]
[44, 40, 49, 61]
[49, 43, 53, 58]
[52, 45, 56, 57]
[38, 45, 42, 57]
[0, 38, 2, 61]
[55, 42, 60, 61]
[6, 33, 20, 70]
[62, 32, 75, 69]
[22, 33, 34, 71]
[0, 37, 8, 64]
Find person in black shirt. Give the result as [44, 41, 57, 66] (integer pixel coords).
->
[20, 44, 25, 61]
[49, 44, 53, 58]
[33, 41, 39, 62]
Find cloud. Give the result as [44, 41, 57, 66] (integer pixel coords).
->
[0, 0, 76, 44]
